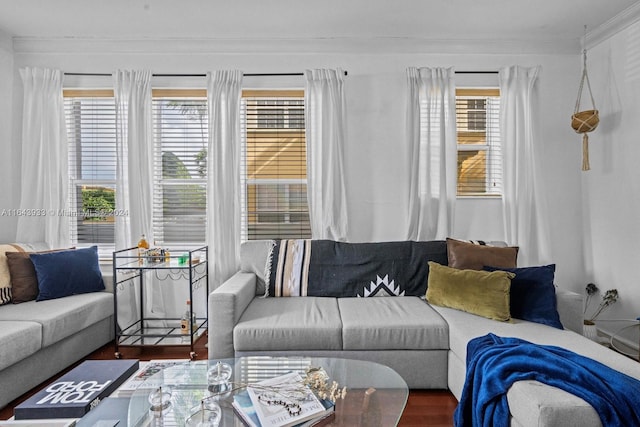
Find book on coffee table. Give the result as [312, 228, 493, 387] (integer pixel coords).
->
[246, 372, 332, 427]
[233, 388, 335, 427]
[14, 359, 139, 420]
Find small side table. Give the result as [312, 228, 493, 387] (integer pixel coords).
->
[112, 246, 209, 360]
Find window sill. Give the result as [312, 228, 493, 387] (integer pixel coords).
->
[457, 195, 502, 200]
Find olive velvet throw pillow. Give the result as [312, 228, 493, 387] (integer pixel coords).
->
[30, 246, 105, 302]
[484, 264, 563, 329]
[426, 261, 514, 322]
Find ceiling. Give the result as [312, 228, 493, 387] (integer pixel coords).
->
[0, 0, 638, 51]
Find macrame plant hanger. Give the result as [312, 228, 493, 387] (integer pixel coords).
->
[571, 25, 599, 171]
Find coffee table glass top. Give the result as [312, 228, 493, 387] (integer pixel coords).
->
[128, 356, 409, 426]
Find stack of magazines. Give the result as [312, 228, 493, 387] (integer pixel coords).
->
[114, 359, 189, 398]
[233, 372, 335, 427]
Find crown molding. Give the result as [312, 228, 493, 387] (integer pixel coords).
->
[12, 36, 580, 56]
[586, 2, 640, 49]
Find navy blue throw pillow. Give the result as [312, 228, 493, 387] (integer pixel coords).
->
[484, 264, 563, 329]
[31, 246, 105, 301]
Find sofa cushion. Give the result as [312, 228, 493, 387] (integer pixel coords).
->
[0, 292, 113, 347]
[0, 244, 21, 305]
[507, 380, 600, 427]
[484, 264, 563, 329]
[439, 302, 640, 427]
[432, 304, 640, 380]
[31, 246, 104, 301]
[0, 320, 42, 371]
[426, 262, 514, 321]
[233, 297, 342, 351]
[446, 238, 518, 270]
[338, 297, 449, 350]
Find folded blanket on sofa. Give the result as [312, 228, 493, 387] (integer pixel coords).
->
[454, 333, 640, 427]
[266, 239, 448, 297]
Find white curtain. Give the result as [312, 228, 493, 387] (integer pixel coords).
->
[304, 69, 349, 241]
[113, 70, 156, 327]
[406, 67, 457, 240]
[499, 65, 551, 266]
[114, 70, 154, 250]
[206, 70, 243, 288]
[17, 67, 69, 248]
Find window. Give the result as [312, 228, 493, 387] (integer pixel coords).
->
[64, 90, 117, 255]
[65, 87, 310, 252]
[152, 90, 208, 246]
[65, 89, 209, 252]
[241, 90, 311, 241]
[456, 89, 501, 197]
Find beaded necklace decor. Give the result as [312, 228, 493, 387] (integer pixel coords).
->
[257, 393, 303, 416]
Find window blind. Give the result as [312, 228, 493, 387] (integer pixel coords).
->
[241, 90, 311, 241]
[456, 89, 502, 196]
[64, 91, 117, 255]
[152, 91, 208, 245]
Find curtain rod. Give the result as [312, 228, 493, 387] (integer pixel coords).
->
[455, 71, 499, 74]
[64, 70, 488, 76]
[64, 71, 348, 77]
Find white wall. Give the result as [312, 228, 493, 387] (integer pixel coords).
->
[0, 31, 15, 242]
[582, 20, 640, 339]
[7, 40, 585, 289]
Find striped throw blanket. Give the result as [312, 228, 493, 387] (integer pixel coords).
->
[269, 239, 312, 297]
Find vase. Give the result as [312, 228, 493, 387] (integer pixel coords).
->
[583, 320, 599, 341]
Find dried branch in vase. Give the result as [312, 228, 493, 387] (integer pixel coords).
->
[584, 283, 619, 322]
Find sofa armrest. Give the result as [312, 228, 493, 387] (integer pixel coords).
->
[208, 272, 257, 358]
[556, 289, 584, 334]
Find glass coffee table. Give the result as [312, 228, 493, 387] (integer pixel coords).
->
[128, 356, 408, 426]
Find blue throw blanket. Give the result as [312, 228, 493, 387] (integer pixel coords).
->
[454, 333, 640, 427]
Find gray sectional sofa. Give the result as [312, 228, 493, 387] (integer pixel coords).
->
[209, 240, 640, 426]
[0, 243, 115, 410]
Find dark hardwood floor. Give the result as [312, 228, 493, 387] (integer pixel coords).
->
[0, 335, 458, 425]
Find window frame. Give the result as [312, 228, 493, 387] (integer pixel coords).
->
[455, 88, 502, 199]
[151, 89, 208, 248]
[63, 89, 117, 257]
[240, 89, 311, 241]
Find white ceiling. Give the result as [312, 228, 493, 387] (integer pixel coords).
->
[0, 0, 639, 51]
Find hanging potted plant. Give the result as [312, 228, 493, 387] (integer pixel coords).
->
[583, 283, 619, 341]
[571, 26, 600, 171]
